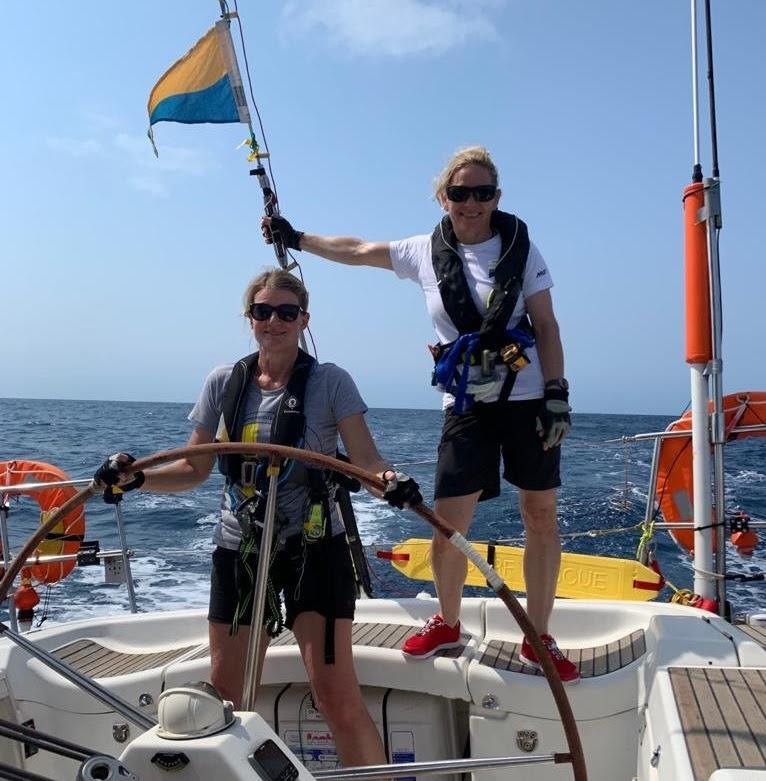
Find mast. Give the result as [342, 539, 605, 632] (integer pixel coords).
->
[685, 0, 726, 610]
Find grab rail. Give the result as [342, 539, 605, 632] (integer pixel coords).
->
[314, 753, 572, 779]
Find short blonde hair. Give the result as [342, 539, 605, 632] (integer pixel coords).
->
[243, 269, 309, 316]
[433, 145, 499, 198]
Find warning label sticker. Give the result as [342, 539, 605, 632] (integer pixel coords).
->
[283, 729, 339, 769]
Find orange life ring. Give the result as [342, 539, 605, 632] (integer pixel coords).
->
[0, 460, 86, 583]
[655, 392, 766, 555]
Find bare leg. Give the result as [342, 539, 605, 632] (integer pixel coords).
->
[431, 492, 481, 627]
[209, 621, 270, 708]
[294, 612, 387, 770]
[519, 488, 560, 635]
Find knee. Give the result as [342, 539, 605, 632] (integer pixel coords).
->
[313, 687, 364, 731]
[520, 496, 558, 537]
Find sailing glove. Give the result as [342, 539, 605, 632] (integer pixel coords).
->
[536, 380, 572, 450]
[262, 215, 303, 251]
[382, 471, 423, 509]
[94, 452, 145, 492]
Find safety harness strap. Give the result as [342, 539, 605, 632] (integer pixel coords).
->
[217, 349, 316, 483]
[431, 210, 531, 349]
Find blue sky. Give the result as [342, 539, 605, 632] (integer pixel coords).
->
[2, 0, 764, 414]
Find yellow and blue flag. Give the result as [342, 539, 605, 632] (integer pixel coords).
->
[147, 21, 250, 154]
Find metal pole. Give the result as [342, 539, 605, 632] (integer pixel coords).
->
[690, 0, 703, 182]
[704, 178, 727, 614]
[690, 364, 715, 599]
[703, 0, 720, 178]
[643, 437, 662, 529]
[608, 423, 766, 444]
[0, 478, 92, 493]
[313, 753, 566, 780]
[14, 550, 128, 567]
[0, 504, 18, 633]
[111, 504, 138, 613]
[0, 718, 93, 761]
[638, 437, 663, 565]
[241, 461, 281, 710]
[651, 520, 766, 530]
[0, 622, 155, 731]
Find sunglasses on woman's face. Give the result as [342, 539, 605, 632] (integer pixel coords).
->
[248, 302, 304, 322]
[445, 184, 497, 203]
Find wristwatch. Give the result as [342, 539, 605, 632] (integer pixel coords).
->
[545, 378, 569, 391]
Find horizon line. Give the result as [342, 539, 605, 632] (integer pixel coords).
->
[1, 396, 675, 418]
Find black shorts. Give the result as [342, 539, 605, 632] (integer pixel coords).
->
[208, 533, 357, 631]
[434, 399, 561, 501]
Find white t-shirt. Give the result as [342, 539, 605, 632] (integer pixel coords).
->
[389, 232, 553, 402]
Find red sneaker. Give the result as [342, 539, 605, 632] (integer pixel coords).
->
[402, 614, 462, 658]
[519, 634, 580, 684]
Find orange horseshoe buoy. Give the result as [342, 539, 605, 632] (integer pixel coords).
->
[0, 460, 86, 584]
[655, 392, 766, 555]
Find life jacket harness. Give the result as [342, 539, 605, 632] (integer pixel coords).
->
[430, 209, 535, 413]
[217, 348, 370, 662]
[218, 348, 316, 485]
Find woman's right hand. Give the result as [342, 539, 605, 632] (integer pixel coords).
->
[93, 453, 145, 492]
[261, 215, 303, 251]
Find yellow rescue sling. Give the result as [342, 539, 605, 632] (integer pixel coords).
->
[379, 538, 664, 601]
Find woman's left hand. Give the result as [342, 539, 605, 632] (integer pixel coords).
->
[382, 471, 423, 509]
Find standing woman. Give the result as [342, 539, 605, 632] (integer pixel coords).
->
[94, 269, 421, 768]
[262, 146, 577, 682]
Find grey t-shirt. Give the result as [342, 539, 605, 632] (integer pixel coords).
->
[189, 361, 368, 550]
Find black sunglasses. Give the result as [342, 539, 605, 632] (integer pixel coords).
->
[248, 302, 304, 322]
[445, 184, 497, 203]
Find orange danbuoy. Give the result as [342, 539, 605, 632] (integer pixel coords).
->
[655, 392, 766, 555]
[14, 569, 40, 613]
[730, 531, 758, 557]
[0, 460, 86, 584]
[683, 181, 712, 364]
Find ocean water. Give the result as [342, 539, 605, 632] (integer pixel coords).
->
[1, 397, 764, 625]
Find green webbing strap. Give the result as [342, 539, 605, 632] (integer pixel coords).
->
[635, 519, 657, 567]
[230, 533, 284, 638]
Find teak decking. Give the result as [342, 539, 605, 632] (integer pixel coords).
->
[669, 666, 766, 779]
[477, 629, 646, 678]
[51, 623, 644, 678]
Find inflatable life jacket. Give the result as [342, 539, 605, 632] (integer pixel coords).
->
[430, 210, 535, 411]
[0, 460, 86, 584]
[217, 348, 316, 484]
[215, 349, 372, 597]
[655, 392, 766, 555]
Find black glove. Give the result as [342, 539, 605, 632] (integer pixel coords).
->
[93, 453, 145, 492]
[262, 215, 303, 251]
[536, 380, 572, 450]
[382, 471, 422, 509]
